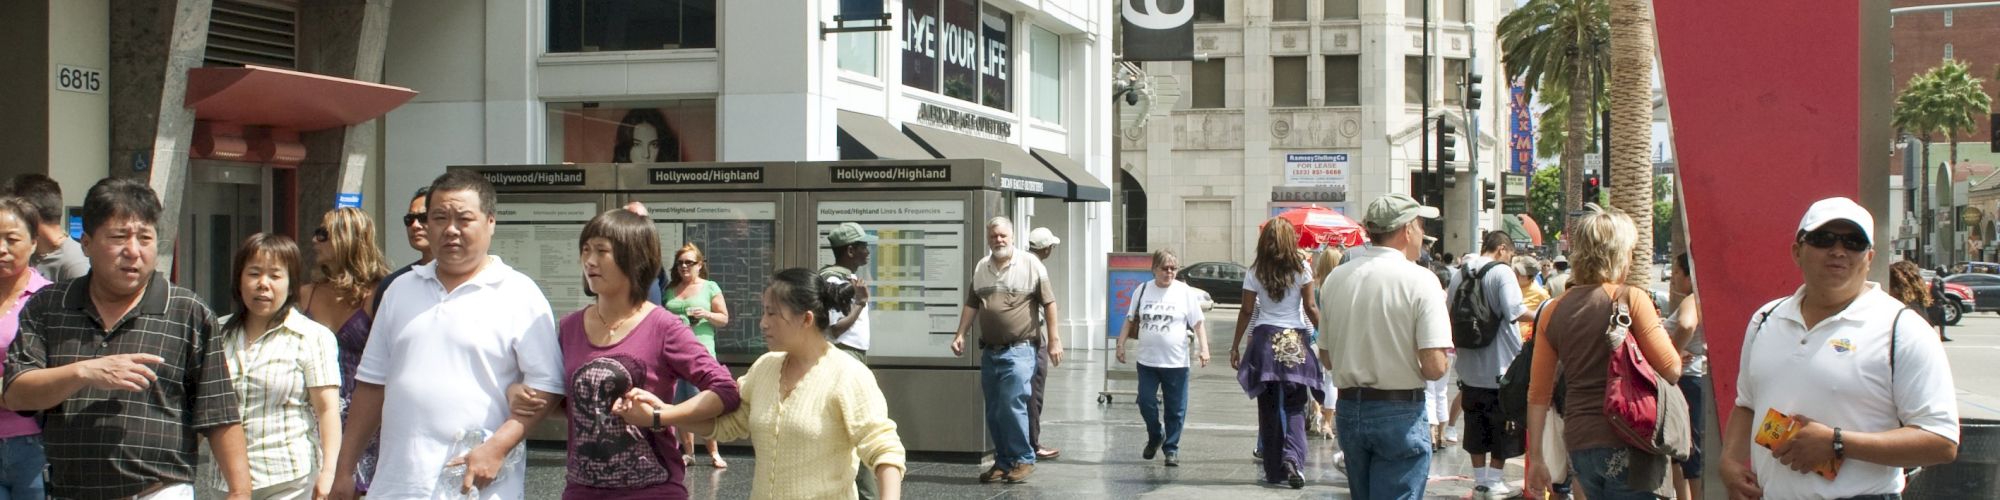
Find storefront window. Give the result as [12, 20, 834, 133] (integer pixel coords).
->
[902, 0, 1012, 111]
[839, 32, 880, 77]
[546, 100, 718, 163]
[547, 0, 717, 53]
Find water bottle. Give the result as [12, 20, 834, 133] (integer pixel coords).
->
[435, 428, 526, 499]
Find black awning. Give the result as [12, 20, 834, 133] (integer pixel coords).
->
[902, 123, 1071, 199]
[1029, 149, 1111, 202]
[837, 110, 934, 160]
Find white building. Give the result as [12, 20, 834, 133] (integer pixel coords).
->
[1117, 0, 1511, 263]
[380, 0, 1115, 344]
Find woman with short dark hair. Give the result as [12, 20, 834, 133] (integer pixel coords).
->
[0, 196, 51, 499]
[671, 268, 906, 499]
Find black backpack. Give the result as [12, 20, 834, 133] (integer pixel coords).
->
[1450, 262, 1508, 349]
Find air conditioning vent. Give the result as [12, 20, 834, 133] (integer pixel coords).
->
[205, 0, 297, 69]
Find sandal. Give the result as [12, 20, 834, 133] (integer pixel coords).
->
[682, 454, 694, 466]
[711, 455, 729, 468]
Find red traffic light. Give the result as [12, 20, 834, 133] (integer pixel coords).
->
[1587, 178, 1600, 187]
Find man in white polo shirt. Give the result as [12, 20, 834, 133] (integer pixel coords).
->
[1317, 193, 1454, 499]
[1721, 197, 1959, 500]
[330, 170, 567, 500]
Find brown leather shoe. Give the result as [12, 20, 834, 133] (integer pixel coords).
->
[1004, 463, 1035, 483]
[978, 465, 1007, 483]
[1035, 447, 1061, 460]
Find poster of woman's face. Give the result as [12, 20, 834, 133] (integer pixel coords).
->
[556, 100, 717, 163]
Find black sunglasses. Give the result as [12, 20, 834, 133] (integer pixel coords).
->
[1800, 230, 1870, 252]
[403, 213, 425, 226]
[311, 227, 329, 243]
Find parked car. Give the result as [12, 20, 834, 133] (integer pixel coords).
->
[1952, 261, 2000, 275]
[1181, 261, 1248, 305]
[1941, 272, 2000, 316]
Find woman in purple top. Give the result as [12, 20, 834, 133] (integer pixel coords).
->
[513, 209, 742, 499]
[0, 197, 51, 499]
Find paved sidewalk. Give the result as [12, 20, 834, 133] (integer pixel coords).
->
[523, 306, 1524, 498]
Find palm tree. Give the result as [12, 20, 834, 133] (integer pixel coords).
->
[1498, 0, 1609, 234]
[1606, 0, 1655, 284]
[1894, 60, 1991, 266]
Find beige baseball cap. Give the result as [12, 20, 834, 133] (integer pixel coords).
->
[1363, 193, 1442, 233]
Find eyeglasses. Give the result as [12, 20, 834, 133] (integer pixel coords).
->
[1158, 266, 1180, 273]
[1801, 230, 1870, 252]
[311, 227, 329, 243]
[403, 213, 425, 226]
[676, 260, 699, 267]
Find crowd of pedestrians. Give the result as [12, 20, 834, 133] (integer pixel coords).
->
[0, 164, 1966, 500]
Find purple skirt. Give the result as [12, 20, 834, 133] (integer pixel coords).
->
[1236, 324, 1326, 400]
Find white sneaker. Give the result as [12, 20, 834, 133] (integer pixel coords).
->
[1443, 424, 1463, 445]
[1482, 481, 1515, 499]
[1332, 451, 1346, 475]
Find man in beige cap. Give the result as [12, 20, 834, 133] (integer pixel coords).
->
[1315, 193, 1454, 499]
[1024, 226, 1060, 459]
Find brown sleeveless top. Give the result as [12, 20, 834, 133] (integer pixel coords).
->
[1544, 285, 1639, 453]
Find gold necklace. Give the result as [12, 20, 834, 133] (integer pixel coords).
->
[594, 304, 640, 337]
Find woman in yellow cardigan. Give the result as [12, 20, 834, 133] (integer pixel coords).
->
[653, 267, 907, 499]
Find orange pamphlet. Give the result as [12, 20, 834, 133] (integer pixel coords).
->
[1753, 408, 1841, 480]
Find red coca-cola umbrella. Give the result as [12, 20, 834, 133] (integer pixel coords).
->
[1268, 205, 1369, 249]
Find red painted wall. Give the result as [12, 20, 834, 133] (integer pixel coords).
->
[1655, 1, 1869, 428]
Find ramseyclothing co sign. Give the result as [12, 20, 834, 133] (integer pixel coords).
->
[903, 0, 1012, 110]
[1121, 0, 1193, 62]
[1284, 153, 1349, 187]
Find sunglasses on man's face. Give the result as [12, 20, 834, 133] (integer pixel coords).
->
[1800, 230, 1870, 252]
[403, 213, 425, 226]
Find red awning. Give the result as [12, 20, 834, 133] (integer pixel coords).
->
[186, 65, 417, 132]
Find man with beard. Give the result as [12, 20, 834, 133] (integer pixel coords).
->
[950, 217, 1062, 484]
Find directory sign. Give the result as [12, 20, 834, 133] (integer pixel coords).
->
[491, 202, 598, 316]
[647, 201, 780, 356]
[816, 200, 967, 358]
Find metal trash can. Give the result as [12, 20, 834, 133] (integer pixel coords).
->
[1906, 418, 2000, 499]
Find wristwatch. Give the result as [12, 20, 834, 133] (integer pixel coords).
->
[651, 409, 665, 432]
[1832, 427, 1845, 459]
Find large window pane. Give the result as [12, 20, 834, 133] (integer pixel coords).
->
[548, 0, 717, 52]
[1406, 0, 1423, 19]
[1031, 27, 1061, 122]
[547, 100, 718, 163]
[1326, 0, 1358, 19]
[1193, 59, 1227, 109]
[1273, 57, 1307, 107]
[838, 32, 879, 76]
[1274, 0, 1307, 21]
[1405, 56, 1425, 105]
[1197, 0, 1226, 23]
[1444, 58, 1467, 105]
[1444, 0, 1467, 22]
[1324, 55, 1359, 106]
[980, 5, 1014, 110]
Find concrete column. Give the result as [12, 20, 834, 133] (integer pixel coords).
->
[0, 1, 51, 182]
[296, 0, 394, 236]
[109, 0, 211, 271]
[718, 0, 828, 161]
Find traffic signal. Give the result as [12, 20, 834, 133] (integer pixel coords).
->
[1437, 121, 1458, 188]
[1482, 179, 1498, 211]
[1990, 113, 1998, 153]
[1466, 72, 1484, 110]
[1584, 171, 1602, 204]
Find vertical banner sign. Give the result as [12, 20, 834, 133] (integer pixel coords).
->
[902, 0, 940, 91]
[939, 0, 981, 103]
[1121, 0, 1194, 62]
[979, 5, 1013, 110]
[1106, 253, 1154, 340]
[1509, 79, 1536, 174]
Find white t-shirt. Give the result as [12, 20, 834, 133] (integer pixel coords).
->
[1736, 283, 1958, 500]
[1316, 246, 1455, 391]
[1125, 280, 1205, 368]
[826, 274, 872, 351]
[1243, 268, 1315, 330]
[358, 256, 567, 500]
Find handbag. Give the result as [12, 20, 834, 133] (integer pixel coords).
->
[1124, 282, 1150, 340]
[1602, 286, 1692, 459]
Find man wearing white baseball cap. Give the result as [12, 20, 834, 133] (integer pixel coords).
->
[1721, 197, 1960, 500]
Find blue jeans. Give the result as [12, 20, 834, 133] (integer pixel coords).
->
[1335, 399, 1432, 500]
[981, 344, 1037, 468]
[1135, 364, 1189, 454]
[1571, 447, 1661, 500]
[0, 435, 44, 500]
